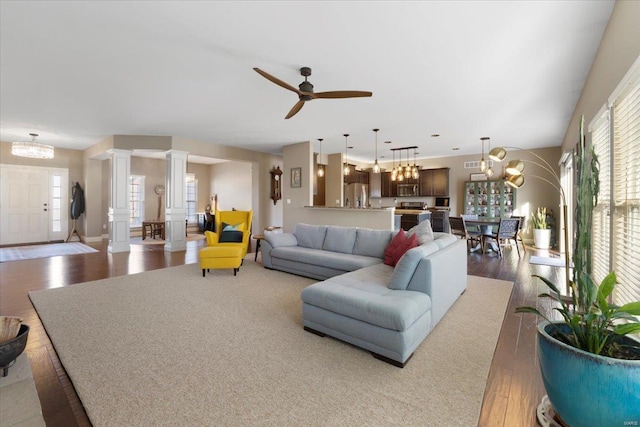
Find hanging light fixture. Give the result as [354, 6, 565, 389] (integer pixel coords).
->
[317, 138, 324, 177]
[397, 150, 404, 181]
[479, 137, 488, 172]
[403, 148, 411, 179]
[11, 133, 54, 159]
[391, 149, 397, 181]
[412, 149, 419, 180]
[372, 129, 381, 174]
[485, 137, 494, 177]
[343, 134, 350, 176]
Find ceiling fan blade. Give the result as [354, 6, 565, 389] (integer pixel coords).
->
[311, 90, 373, 99]
[285, 100, 305, 119]
[253, 68, 302, 95]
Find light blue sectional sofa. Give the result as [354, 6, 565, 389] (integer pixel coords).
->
[262, 223, 467, 367]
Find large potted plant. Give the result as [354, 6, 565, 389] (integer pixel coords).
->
[531, 207, 551, 249]
[516, 117, 640, 427]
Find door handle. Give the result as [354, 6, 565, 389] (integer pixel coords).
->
[43, 209, 48, 211]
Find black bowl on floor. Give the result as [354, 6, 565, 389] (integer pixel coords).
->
[0, 324, 29, 377]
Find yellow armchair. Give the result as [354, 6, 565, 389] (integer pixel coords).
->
[199, 210, 253, 276]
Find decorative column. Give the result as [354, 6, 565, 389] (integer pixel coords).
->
[107, 149, 131, 253]
[164, 150, 188, 252]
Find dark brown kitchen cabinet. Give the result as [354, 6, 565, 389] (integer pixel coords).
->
[369, 172, 381, 198]
[344, 167, 369, 185]
[381, 172, 392, 197]
[429, 210, 450, 233]
[419, 168, 449, 196]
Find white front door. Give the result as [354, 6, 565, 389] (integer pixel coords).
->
[0, 165, 69, 245]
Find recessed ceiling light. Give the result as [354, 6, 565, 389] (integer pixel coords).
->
[452, 147, 460, 151]
[431, 134, 440, 138]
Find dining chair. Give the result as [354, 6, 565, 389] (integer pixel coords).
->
[512, 215, 527, 253]
[204, 211, 215, 232]
[482, 217, 521, 258]
[449, 216, 482, 251]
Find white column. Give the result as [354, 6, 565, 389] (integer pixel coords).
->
[107, 149, 131, 253]
[164, 150, 188, 252]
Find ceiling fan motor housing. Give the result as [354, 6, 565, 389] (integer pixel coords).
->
[299, 81, 314, 99]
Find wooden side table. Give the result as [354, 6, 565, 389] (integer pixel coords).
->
[252, 234, 264, 262]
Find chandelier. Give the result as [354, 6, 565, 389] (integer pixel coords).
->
[390, 146, 419, 181]
[12, 133, 54, 159]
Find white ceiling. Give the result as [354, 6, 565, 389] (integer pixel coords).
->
[0, 1, 614, 164]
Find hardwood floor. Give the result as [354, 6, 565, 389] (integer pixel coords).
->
[0, 238, 564, 426]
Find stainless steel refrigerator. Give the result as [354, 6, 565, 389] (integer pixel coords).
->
[344, 183, 369, 208]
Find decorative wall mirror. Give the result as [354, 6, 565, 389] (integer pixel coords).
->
[270, 166, 283, 205]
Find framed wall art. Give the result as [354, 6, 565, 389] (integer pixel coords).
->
[470, 173, 488, 181]
[291, 167, 301, 188]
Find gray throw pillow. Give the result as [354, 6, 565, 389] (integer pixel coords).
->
[407, 220, 434, 245]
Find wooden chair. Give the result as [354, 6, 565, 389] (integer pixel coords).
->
[482, 217, 521, 258]
[449, 216, 481, 251]
[512, 215, 527, 253]
[204, 211, 215, 232]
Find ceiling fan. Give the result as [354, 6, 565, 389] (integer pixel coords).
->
[253, 67, 373, 119]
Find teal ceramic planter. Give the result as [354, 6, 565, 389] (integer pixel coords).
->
[538, 321, 640, 427]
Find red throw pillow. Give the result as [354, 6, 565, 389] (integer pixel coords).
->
[384, 230, 418, 266]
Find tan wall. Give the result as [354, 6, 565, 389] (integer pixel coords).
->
[282, 141, 314, 232]
[209, 161, 253, 212]
[562, 0, 640, 152]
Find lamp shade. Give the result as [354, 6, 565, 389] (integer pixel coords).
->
[505, 159, 526, 176]
[506, 174, 525, 188]
[489, 147, 507, 162]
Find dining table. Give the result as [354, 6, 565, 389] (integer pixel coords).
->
[464, 217, 502, 253]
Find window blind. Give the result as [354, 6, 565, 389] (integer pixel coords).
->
[590, 110, 611, 285]
[612, 66, 640, 305]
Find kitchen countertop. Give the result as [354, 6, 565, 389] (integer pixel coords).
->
[395, 209, 432, 215]
[305, 206, 395, 211]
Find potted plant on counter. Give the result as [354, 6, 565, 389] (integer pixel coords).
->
[516, 117, 640, 427]
[531, 207, 551, 249]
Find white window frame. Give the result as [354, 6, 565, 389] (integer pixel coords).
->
[129, 175, 145, 227]
[185, 174, 197, 224]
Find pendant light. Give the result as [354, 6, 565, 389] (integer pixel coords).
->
[403, 148, 411, 179]
[372, 129, 380, 174]
[343, 134, 350, 176]
[485, 137, 494, 177]
[317, 138, 324, 177]
[397, 150, 404, 181]
[391, 149, 397, 181]
[479, 137, 488, 172]
[412, 149, 419, 180]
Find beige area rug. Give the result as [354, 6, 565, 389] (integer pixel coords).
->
[29, 261, 512, 426]
[0, 242, 98, 263]
[130, 233, 206, 245]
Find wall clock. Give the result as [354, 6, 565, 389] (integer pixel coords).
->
[270, 166, 282, 205]
[154, 184, 166, 196]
